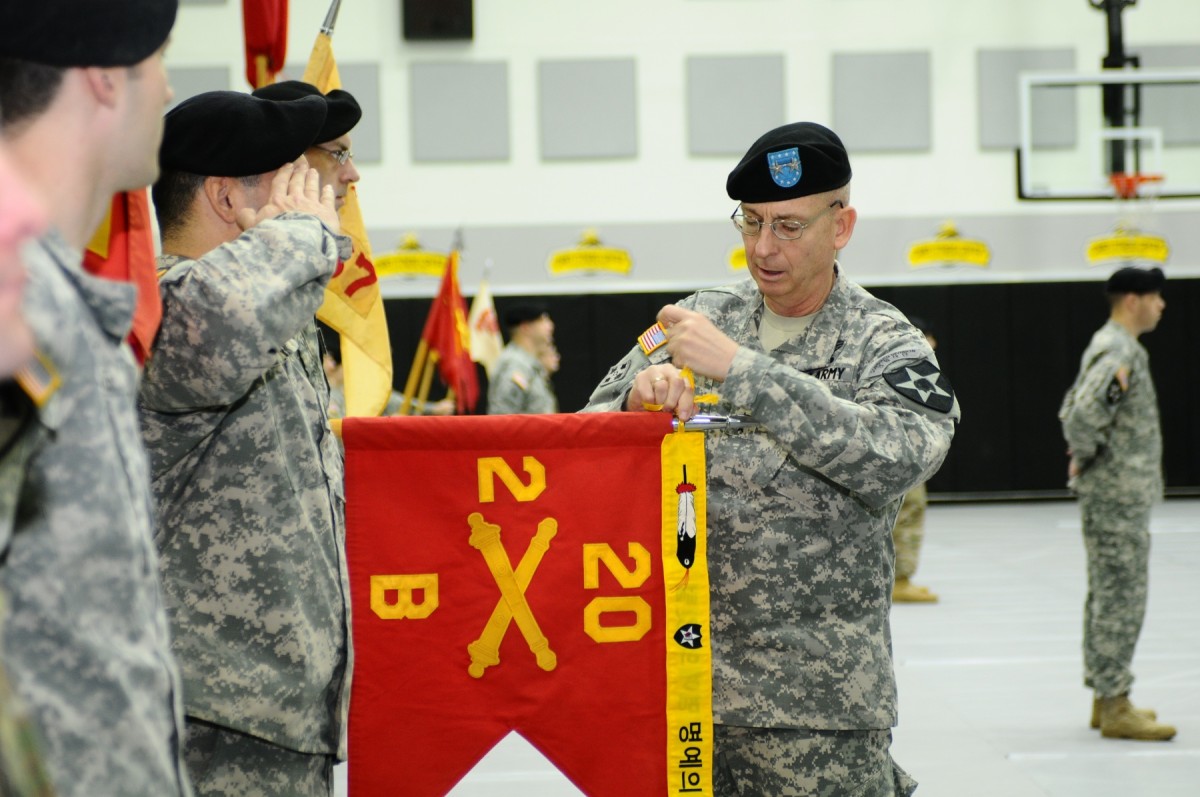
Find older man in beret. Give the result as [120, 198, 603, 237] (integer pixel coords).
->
[0, 1, 193, 795]
[1059, 267, 1175, 741]
[139, 89, 349, 796]
[584, 121, 958, 796]
[488, 303, 558, 414]
[253, 80, 362, 212]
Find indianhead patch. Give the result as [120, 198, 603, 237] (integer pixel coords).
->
[767, 147, 801, 189]
[673, 623, 703, 649]
[1106, 367, 1130, 405]
[884, 359, 954, 413]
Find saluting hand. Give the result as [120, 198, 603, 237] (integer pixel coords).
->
[236, 156, 341, 235]
[657, 304, 738, 382]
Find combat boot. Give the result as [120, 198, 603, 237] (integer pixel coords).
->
[892, 577, 938, 603]
[1090, 695, 1156, 729]
[1098, 695, 1176, 741]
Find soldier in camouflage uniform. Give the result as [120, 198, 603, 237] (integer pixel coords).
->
[140, 91, 352, 795]
[489, 303, 559, 414]
[0, 120, 55, 797]
[1059, 267, 1175, 741]
[584, 122, 958, 796]
[0, 2, 192, 795]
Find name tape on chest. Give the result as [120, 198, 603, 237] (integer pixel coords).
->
[884, 359, 955, 413]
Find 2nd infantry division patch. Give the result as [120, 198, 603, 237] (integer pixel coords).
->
[884, 359, 955, 413]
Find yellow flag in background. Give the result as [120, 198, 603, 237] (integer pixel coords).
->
[304, 32, 393, 417]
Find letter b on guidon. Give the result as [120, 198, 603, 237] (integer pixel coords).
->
[371, 574, 439, 619]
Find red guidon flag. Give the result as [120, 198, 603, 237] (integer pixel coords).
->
[343, 413, 713, 796]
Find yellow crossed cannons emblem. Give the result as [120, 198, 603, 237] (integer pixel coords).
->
[467, 512, 558, 678]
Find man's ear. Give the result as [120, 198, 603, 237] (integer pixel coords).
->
[202, 176, 239, 225]
[81, 67, 120, 109]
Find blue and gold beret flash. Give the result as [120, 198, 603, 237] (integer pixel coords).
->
[159, 91, 329, 178]
[726, 122, 852, 203]
[252, 80, 362, 144]
[0, 0, 177, 68]
[1106, 266, 1165, 295]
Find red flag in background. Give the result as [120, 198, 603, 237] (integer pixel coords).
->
[83, 190, 161, 364]
[242, 0, 289, 88]
[420, 250, 479, 413]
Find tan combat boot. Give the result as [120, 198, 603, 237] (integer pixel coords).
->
[892, 577, 939, 603]
[1098, 695, 1176, 741]
[1090, 695, 1156, 729]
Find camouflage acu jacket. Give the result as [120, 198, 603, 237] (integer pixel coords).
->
[583, 272, 959, 731]
[1059, 319, 1162, 502]
[139, 215, 351, 756]
[0, 231, 190, 796]
[488, 343, 557, 414]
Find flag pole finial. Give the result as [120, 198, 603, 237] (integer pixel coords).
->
[320, 0, 344, 36]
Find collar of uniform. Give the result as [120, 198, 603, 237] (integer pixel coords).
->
[38, 228, 137, 344]
[746, 262, 848, 361]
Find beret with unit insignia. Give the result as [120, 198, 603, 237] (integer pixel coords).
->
[727, 121, 852, 203]
[251, 80, 362, 144]
[0, 0, 177, 68]
[159, 91, 328, 178]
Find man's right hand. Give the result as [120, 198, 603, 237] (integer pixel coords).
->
[236, 156, 341, 235]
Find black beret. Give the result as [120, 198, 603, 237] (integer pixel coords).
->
[159, 91, 328, 177]
[252, 81, 362, 143]
[727, 122, 852, 203]
[505, 303, 549, 328]
[0, 0, 177, 68]
[1106, 267, 1165, 295]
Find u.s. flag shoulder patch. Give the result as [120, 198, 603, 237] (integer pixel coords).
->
[15, 350, 61, 408]
[637, 322, 667, 356]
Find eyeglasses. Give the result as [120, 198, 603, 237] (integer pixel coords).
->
[316, 146, 354, 166]
[731, 200, 844, 240]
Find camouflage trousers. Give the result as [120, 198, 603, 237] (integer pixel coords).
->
[183, 718, 334, 797]
[1080, 497, 1151, 698]
[712, 725, 916, 797]
[892, 483, 927, 581]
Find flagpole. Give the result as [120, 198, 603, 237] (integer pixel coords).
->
[320, 0, 344, 36]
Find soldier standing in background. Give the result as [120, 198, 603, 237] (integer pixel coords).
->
[891, 316, 941, 604]
[584, 121, 958, 796]
[488, 303, 559, 414]
[1059, 266, 1176, 741]
[141, 90, 350, 795]
[0, 1, 192, 793]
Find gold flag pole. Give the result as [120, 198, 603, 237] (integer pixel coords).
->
[399, 340, 428, 416]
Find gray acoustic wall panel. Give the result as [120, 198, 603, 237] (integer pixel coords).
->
[538, 59, 637, 160]
[687, 54, 784, 156]
[1137, 45, 1200, 147]
[410, 61, 510, 162]
[977, 48, 1076, 150]
[166, 66, 231, 111]
[283, 62, 383, 163]
[833, 52, 931, 152]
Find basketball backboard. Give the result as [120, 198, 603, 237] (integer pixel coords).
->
[1016, 69, 1200, 200]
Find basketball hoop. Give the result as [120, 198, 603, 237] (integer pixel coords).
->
[1109, 172, 1164, 200]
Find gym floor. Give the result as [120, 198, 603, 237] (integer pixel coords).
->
[335, 498, 1200, 796]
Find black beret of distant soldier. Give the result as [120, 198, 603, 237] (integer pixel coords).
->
[159, 91, 328, 177]
[1106, 266, 1165, 295]
[0, 0, 177, 68]
[251, 81, 362, 143]
[726, 122, 852, 203]
[504, 303, 549, 329]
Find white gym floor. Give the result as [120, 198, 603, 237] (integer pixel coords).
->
[335, 498, 1200, 796]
